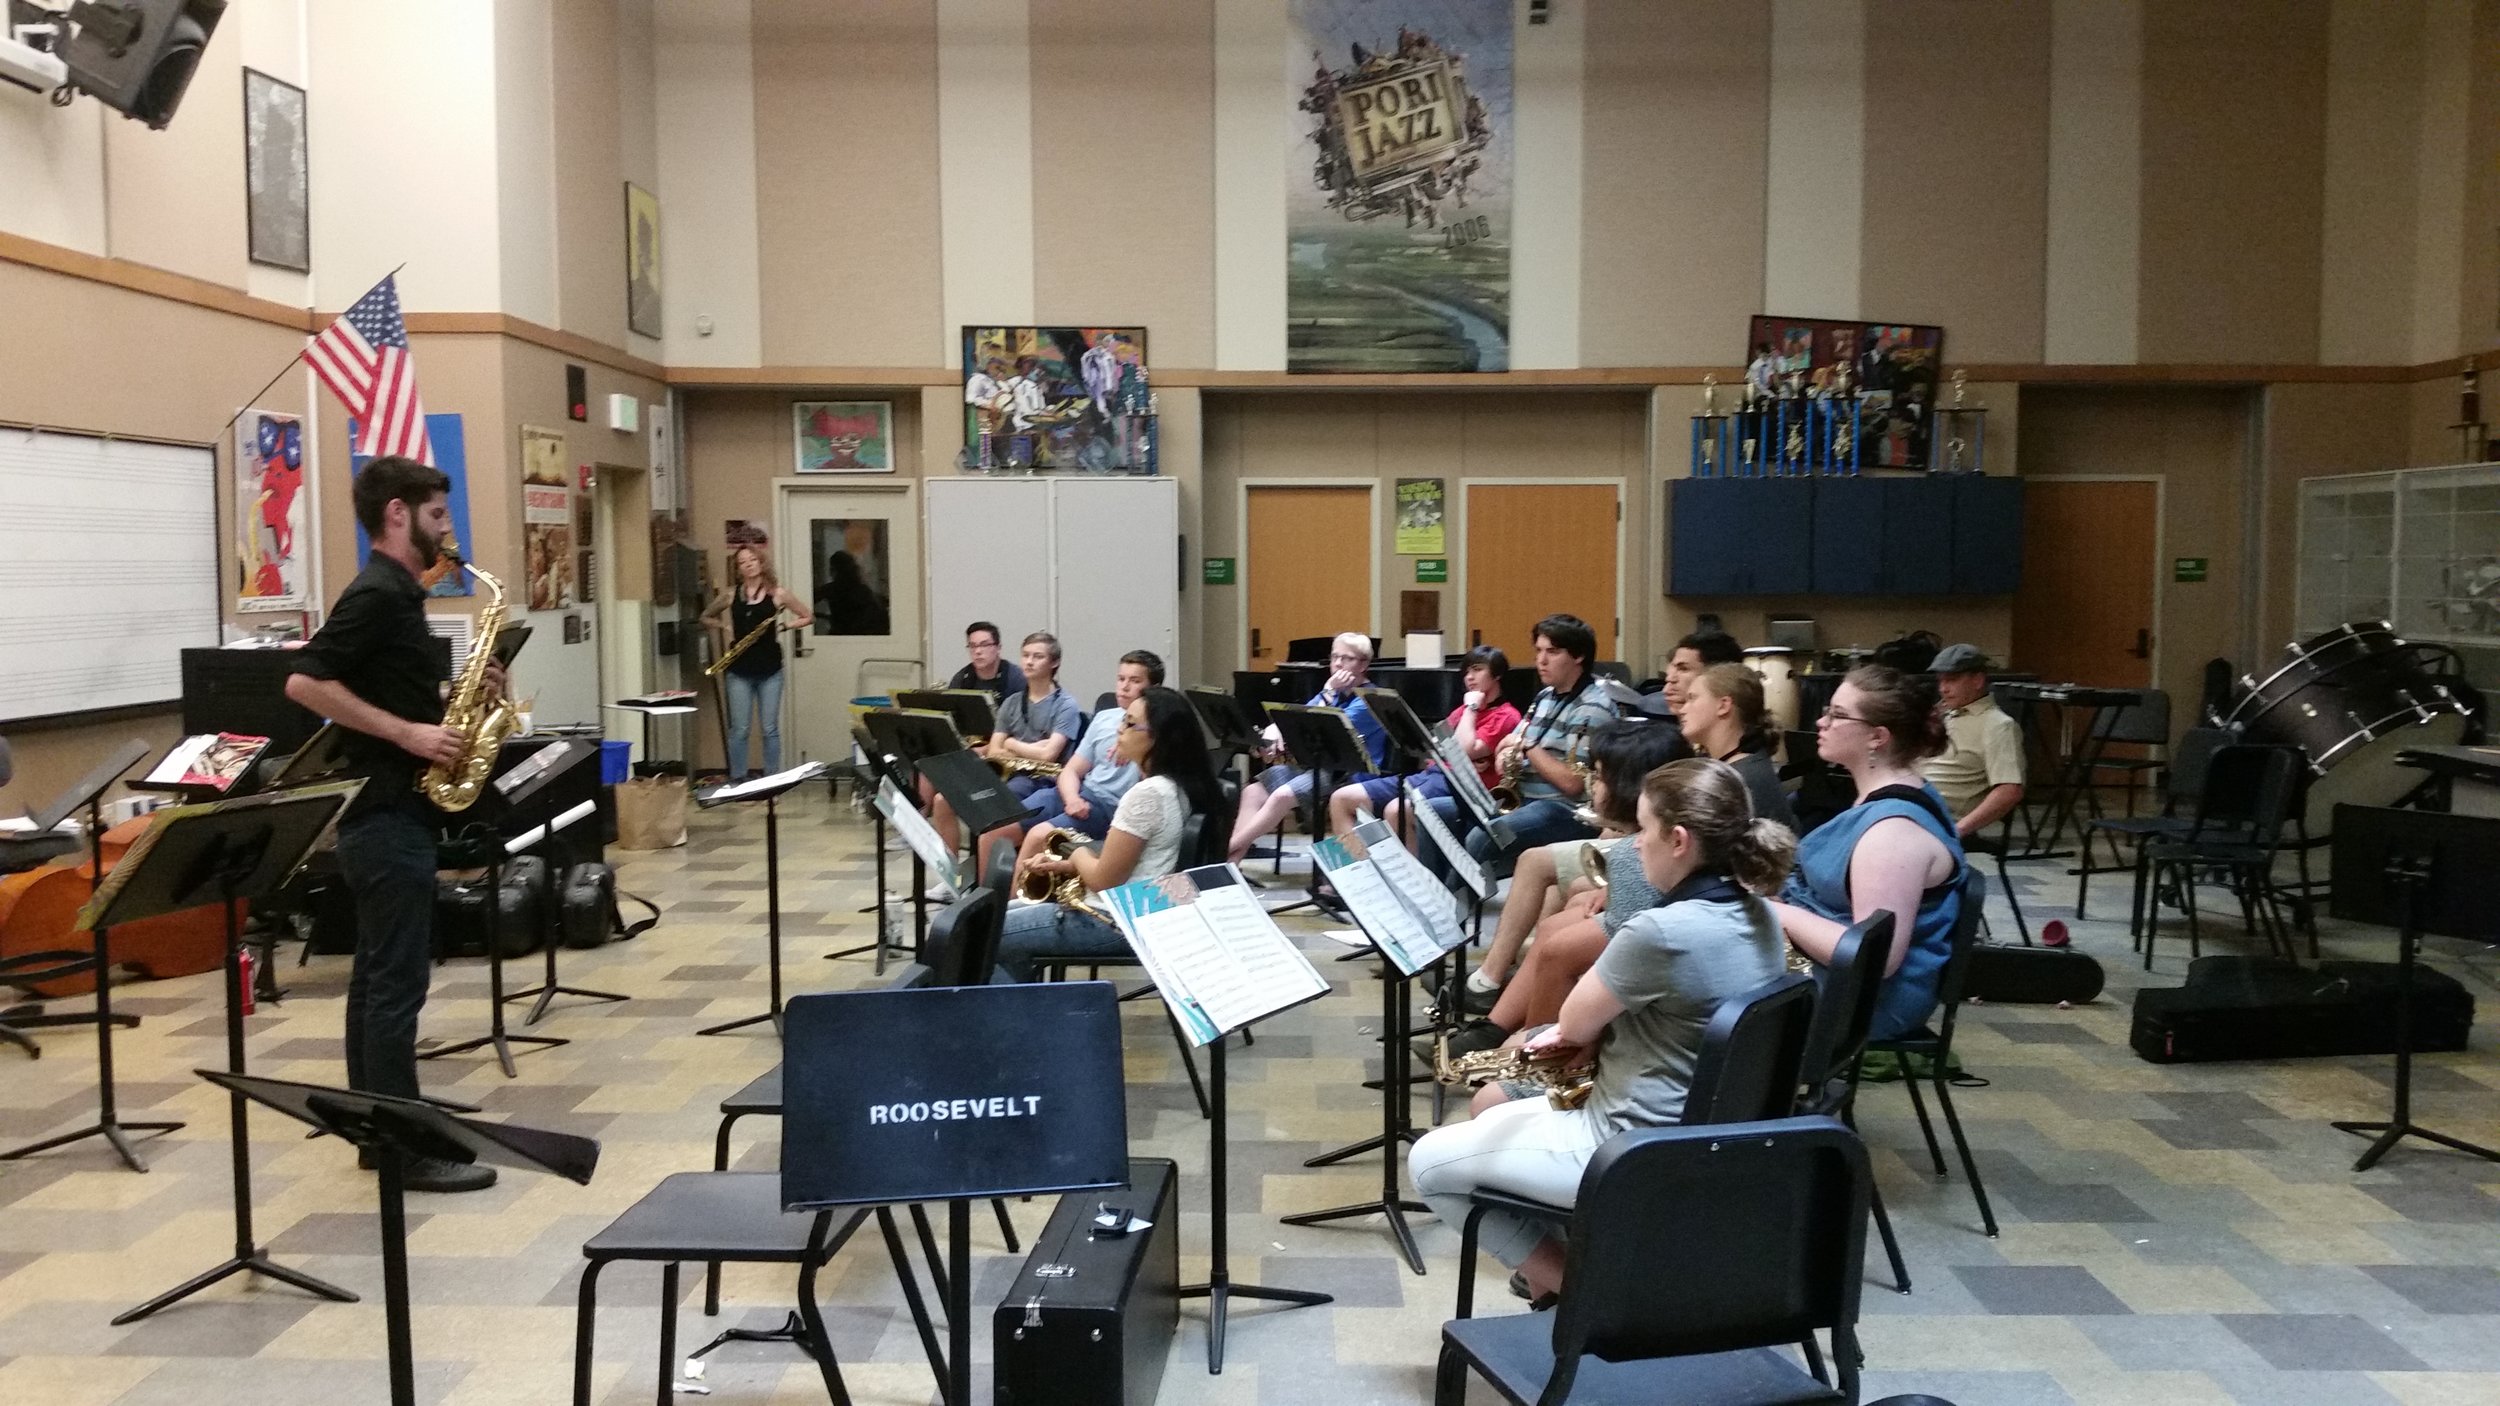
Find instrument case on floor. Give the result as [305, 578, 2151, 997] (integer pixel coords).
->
[2130, 955, 2472, 1064]
[433, 854, 548, 960]
[993, 1157, 1178, 1406]
[1967, 943, 2105, 1005]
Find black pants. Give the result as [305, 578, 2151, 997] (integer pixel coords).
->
[336, 803, 438, 1100]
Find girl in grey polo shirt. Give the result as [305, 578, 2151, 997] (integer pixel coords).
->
[1407, 757, 1795, 1304]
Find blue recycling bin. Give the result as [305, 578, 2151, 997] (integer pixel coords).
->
[599, 739, 633, 786]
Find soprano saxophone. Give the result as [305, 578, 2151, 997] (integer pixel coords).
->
[420, 556, 521, 812]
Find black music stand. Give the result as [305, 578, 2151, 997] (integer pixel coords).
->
[895, 688, 998, 744]
[420, 770, 574, 1078]
[203, 1070, 597, 1406]
[1285, 828, 1463, 1275]
[782, 982, 1129, 1406]
[692, 762, 827, 1037]
[860, 709, 978, 956]
[1103, 865, 1335, 1373]
[489, 740, 634, 1025]
[2000, 685, 2142, 860]
[1261, 703, 1373, 916]
[2326, 804, 2500, 1172]
[1, 739, 179, 1172]
[1187, 687, 1264, 763]
[110, 782, 366, 1324]
[850, 725, 929, 967]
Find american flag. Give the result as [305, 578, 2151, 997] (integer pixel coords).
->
[304, 274, 433, 465]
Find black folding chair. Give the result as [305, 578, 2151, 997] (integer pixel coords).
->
[1454, 971, 1819, 1319]
[1437, 1116, 1869, 1406]
[1796, 912, 1910, 1294]
[2138, 744, 2304, 969]
[1861, 873, 1997, 1242]
[2077, 724, 2226, 922]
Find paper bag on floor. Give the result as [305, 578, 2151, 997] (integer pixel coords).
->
[614, 774, 687, 849]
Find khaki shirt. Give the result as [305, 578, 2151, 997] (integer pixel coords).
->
[1922, 692, 2025, 820]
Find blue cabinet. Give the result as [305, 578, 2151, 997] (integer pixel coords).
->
[1950, 476, 2025, 594]
[1668, 474, 2024, 598]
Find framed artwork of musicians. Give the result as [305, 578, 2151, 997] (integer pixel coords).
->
[961, 325, 1148, 471]
[1745, 315, 1944, 470]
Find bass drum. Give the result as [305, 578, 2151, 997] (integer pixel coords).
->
[1743, 647, 1804, 736]
[2227, 621, 2476, 831]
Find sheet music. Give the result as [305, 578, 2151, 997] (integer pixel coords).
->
[1408, 778, 1489, 898]
[1354, 818, 1468, 948]
[1437, 734, 1503, 827]
[875, 779, 961, 889]
[705, 760, 827, 802]
[1311, 837, 1444, 975]
[1101, 864, 1329, 1046]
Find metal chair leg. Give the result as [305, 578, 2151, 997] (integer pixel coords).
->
[1932, 1069, 1999, 1237]
[1868, 1181, 1911, 1293]
[1897, 1050, 1946, 1177]
[573, 1259, 606, 1406]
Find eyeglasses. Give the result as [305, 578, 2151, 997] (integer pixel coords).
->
[1821, 706, 1872, 725]
[1329, 652, 1365, 664]
[1118, 715, 1150, 734]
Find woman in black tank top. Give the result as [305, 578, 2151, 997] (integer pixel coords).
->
[699, 544, 813, 780]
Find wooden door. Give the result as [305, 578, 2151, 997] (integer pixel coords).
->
[1464, 483, 1619, 661]
[2013, 480, 2157, 687]
[1246, 485, 1370, 664]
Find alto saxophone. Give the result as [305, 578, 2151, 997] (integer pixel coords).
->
[994, 754, 1064, 780]
[1014, 831, 1091, 909]
[421, 556, 522, 812]
[1435, 1035, 1596, 1111]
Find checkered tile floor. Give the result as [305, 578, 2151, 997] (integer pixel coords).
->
[5, 786, 2500, 1404]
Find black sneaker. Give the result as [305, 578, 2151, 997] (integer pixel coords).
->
[1414, 1019, 1508, 1068]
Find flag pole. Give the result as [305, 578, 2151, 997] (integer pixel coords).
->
[214, 263, 408, 438]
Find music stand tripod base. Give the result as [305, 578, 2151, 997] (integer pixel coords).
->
[419, 853, 567, 1079]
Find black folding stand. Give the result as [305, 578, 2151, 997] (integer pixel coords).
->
[497, 744, 634, 1025]
[693, 765, 824, 1038]
[1180, 1033, 1333, 1371]
[1, 739, 183, 1172]
[2327, 805, 2500, 1172]
[1260, 704, 1372, 918]
[420, 827, 566, 1078]
[1284, 837, 1443, 1276]
[206, 1070, 597, 1406]
[114, 783, 365, 1324]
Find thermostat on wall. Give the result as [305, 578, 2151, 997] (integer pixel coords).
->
[607, 394, 640, 433]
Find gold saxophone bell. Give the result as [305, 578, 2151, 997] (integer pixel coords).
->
[1581, 842, 1610, 893]
[1434, 1035, 1596, 1111]
[1014, 832, 1091, 908]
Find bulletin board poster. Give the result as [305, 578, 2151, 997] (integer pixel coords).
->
[235, 408, 309, 613]
[520, 424, 575, 611]
[1395, 477, 1445, 555]
[351, 412, 474, 598]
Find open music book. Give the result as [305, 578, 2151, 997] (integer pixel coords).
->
[1100, 864, 1329, 1046]
[141, 733, 270, 793]
[873, 778, 962, 890]
[1405, 782, 1489, 899]
[1311, 819, 1468, 975]
[698, 760, 828, 804]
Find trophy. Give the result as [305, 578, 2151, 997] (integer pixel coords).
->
[1932, 370, 1987, 475]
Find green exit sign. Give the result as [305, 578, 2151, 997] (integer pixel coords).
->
[2174, 557, 2208, 583]
[1416, 558, 1448, 583]
[1202, 557, 1236, 585]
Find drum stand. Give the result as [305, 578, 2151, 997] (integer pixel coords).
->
[2330, 842, 2500, 1173]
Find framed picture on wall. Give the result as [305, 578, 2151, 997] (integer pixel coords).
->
[624, 182, 661, 339]
[961, 326, 1148, 471]
[793, 401, 895, 474]
[1745, 314, 1944, 470]
[243, 68, 309, 273]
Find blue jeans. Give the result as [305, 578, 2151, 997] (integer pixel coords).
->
[1031, 784, 1122, 840]
[1422, 796, 1594, 882]
[335, 802, 441, 1101]
[987, 902, 1133, 984]
[723, 669, 784, 780]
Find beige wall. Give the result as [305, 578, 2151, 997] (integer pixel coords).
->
[2258, 381, 2417, 648]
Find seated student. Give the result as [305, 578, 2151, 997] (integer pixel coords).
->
[1918, 643, 2025, 840]
[1432, 720, 1695, 1060]
[946, 620, 1026, 702]
[980, 687, 1225, 984]
[1419, 614, 1622, 880]
[1408, 758, 1796, 1304]
[1225, 632, 1392, 861]
[1766, 665, 1966, 1041]
[1031, 649, 1162, 843]
[1661, 628, 1744, 714]
[930, 632, 1083, 855]
[1333, 645, 1520, 837]
[1675, 662, 1796, 832]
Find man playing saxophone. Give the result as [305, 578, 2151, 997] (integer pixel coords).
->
[929, 631, 1083, 860]
[283, 456, 503, 1195]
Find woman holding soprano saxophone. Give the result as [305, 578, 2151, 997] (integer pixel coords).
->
[699, 544, 812, 782]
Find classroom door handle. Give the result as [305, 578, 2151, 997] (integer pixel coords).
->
[1471, 630, 1482, 646]
[1250, 628, 1262, 658]
[2129, 628, 2150, 659]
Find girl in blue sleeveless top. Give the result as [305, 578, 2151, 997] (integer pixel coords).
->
[1768, 665, 1966, 1041]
